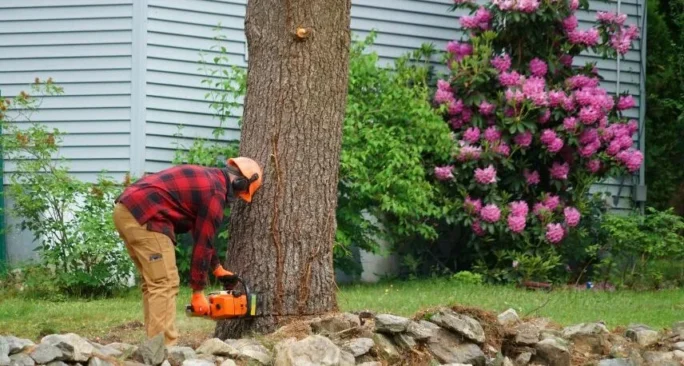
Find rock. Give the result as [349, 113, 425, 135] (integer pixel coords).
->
[340, 351, 354, 366]
[672, 321, 684, 338]
[310, 313, 360, 335]
[167, 347, 197, 366]
[515, 352, 532, 365]
[674, 342, 684, 351]
[225, 339, 271, 365]
[180, 360, 214, 366]
[107, 343, 138, 356]
[498, 309, 520, 327]
[561, 322, 609, 355]
[598, 359, 637, 366]
[161, 361, 171, 366]
[88, 357, 115, 366]
[41, 333, 94, 362]
[356, 363, 382, 366]
[1, 338, 11, 366]
[219, 360, 236, 366]
[29, 343, 63, 364]
[425, 327, 484, 366]
[46, 361, 69, 366]
[131, 334, 166, 366]
[440, 364, 474, 366]
[8, 353, 34, 366]
[393, 333, 416, 350]
[514, 323, 540, 346]
[625, 326, 660, 348]
[430, 309, 486, 344]
[3, 337, 34, 356]
[274, 335, 351, 366]
[504, 357, 515, 366]
[407, 321, 434, 341]
[642, 351, 676, 365]
[196, 339, 235, 357]
[374, 314, 410, 334]
[90, 343, 123, 359]
[534, 337, 570, 366]
[372, 333, 400, 364]
[124, 361, 148, 366]
[673, 350, 684, 361]
[340, 338, 373, 357]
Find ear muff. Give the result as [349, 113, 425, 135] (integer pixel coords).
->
[225, 166, 255, 192]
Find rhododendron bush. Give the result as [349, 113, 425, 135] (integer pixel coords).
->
[433, 0, 642, 255]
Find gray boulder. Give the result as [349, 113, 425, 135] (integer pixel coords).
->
[515, 352, 532, 365]
[46, 361, 69, 366]
[195, 339, 235, 357]
[180, 360, 214, 366]
[674, 342, 684, 351]
[131, 334, 166, 366]
[534, 337, 570, 366]
[224, 339, 271, 365]
[561, 322, 609, 355]
[274, 335, 352, 366]
[88, 357, 115, 366]
[167, 346, 197, 366]
[219, 360, 236, 366]
[29, 343, 63, 364]
[41, 333, 94, 362]
[514, 323, 540, 346]
[393, 333, 416, 350]
[356, 362, 382, 366]
[340, 338, 373, 357]
[642, 351, 677, 365]
[372, 333, 400, 364]
[374, 314, 410, 334]
[107, 343, 137, 356]
[407, 321, 434, 341]
[1, 338, 11, 366]
[673, 350, 684, 361]
[3, 337, 34, 356]
[430, 309, 486, 344]
[425, 327, 485, 366]
[598, 359, 638, 366]
[310, 313, 360, 335]
[8, 353, 34, 366]
[90, 343, 122, 359]
[673, 321, 684, 338]
[498, 309, 521, 327]
[625, 324, 660, 348]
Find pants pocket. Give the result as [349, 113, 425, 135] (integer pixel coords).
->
[147, 253, 168, 282]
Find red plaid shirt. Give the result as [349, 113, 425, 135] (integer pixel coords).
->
[116, 165, 230, 290]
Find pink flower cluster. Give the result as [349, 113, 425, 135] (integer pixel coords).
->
[458, 144, 483, 162]
[611, 25, 639, 55]
[493, 0, 540, 13]
[546, 223, 565, 243]
[540, 129, 564, 153]
[550, 162, 570, 180]
[464, 196, 483, 214]
[491, 54, 512, 72]
[447, 41, 474, 61]
[480, 204, 502, 223]
[475, 165, 497, 185]
[461, 7, 492, 30]
[507, 200, 529, 233]
[434, 166, 454, 181]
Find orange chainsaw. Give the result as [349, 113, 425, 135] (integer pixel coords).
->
[185, 275, 257, 320]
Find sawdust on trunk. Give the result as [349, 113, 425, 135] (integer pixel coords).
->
[214, 0, 352, 338]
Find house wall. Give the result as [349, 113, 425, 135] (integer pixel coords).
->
[0, 0, 646, 267]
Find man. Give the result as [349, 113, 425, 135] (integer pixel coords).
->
[112, 157, 263, 345]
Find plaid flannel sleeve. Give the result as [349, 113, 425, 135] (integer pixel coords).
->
[189, 193, 226, 291]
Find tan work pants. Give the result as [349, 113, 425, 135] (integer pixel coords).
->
[112, 203, 180, 346]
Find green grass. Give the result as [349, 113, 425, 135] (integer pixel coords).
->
[1, 279, 683, 344]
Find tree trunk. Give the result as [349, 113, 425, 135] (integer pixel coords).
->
[214, 0, 352, 338]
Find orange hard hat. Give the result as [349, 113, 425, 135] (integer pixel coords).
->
[227, 157, 263, 203]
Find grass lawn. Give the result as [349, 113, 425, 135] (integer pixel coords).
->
[1, 278, 683, 346]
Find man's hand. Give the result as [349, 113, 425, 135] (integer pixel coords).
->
[213, 265, 234, 278]
[191, 291, 211, 315]
[213, 265, 238, 290]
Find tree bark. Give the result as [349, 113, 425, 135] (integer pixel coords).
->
[214, 0, 352, 338]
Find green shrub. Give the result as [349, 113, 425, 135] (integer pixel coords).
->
[336, 33, 453, 276]
[596, 207, 684, 289]
[0, 80, 132, 298]
[450, 271, 483, 285]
